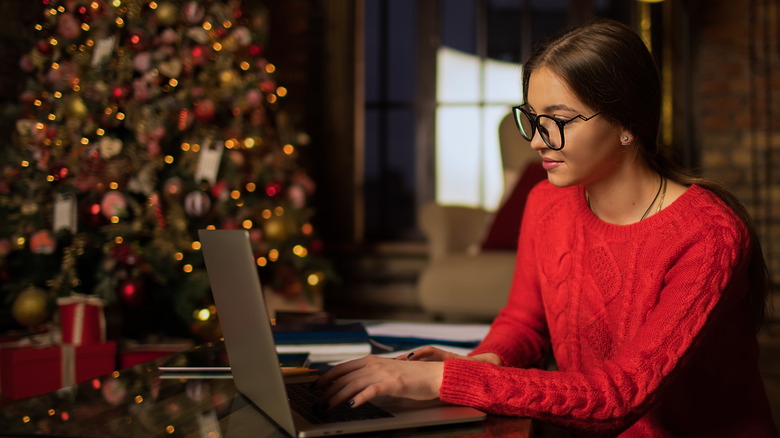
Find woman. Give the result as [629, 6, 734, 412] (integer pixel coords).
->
[315, 19, 777, 436]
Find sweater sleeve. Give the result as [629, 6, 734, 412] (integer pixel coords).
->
[469, 182, 553, 368]
[443, 192, 753, 433]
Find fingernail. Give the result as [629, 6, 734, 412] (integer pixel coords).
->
[348, 399, 355, 407]
[406, 352, 415, 360]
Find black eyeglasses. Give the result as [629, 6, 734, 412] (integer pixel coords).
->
[512, 105, 600, 151]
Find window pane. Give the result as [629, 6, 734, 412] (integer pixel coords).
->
[437, 47, 480, 103]
[440, 0, 476, 54]
[487, 0, 525, 63]
[387, 0, 417, 101]
[482, 105, 509, 210]
[436, 106, 481, 206]
[484, 58, 523, 104]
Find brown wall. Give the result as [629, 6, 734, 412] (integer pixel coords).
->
[690, 0, 780, 287]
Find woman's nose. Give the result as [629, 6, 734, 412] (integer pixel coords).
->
[529, 130, 547, 152]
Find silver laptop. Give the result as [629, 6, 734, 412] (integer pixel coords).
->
[198, 229, 486, 437]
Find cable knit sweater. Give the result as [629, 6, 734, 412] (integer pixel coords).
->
[440, 181, 777, 436]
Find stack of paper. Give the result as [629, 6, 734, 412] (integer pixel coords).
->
[272, 322, 372, 363]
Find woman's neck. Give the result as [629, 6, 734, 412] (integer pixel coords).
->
[584, 164, 662, 225]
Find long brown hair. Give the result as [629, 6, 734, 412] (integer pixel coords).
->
[522, 19, 770, 329]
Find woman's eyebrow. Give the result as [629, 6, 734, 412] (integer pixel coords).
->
[542, 104, 578, 113]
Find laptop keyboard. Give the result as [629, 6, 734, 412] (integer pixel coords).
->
[286, 382, 394, 424]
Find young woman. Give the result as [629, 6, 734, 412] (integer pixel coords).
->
[315, 19, 778, 436]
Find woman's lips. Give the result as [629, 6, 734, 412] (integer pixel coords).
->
[541, 158, 562, 171]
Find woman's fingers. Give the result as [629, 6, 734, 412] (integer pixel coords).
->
[314, 356, 445, 411]
[405, 345, 465, 362]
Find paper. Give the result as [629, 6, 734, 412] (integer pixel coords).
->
[365, 322, 490, 344]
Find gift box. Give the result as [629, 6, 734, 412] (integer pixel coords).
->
[0, 341, 116, 400]
[119, 339, 195, 369]
[57, 294, 106, 346]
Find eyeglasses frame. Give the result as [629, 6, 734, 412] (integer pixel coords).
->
[512, 105, 600, 151]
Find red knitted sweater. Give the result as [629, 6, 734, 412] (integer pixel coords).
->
[440, 181, 778, 436]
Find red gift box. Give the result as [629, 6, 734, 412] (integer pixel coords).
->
[57, 294, 106, 346]
[0, 341, 116, 400]
[119, 339, 194, 369]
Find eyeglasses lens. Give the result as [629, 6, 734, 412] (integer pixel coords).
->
[517, 110, 563, 150]
[518, 110, 535, 141]
[537, 116, 562, 149]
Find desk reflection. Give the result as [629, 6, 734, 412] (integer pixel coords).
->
[0, 342, 532, 437]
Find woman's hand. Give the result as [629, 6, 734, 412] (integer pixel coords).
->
[314, 355, 444, 411]
[400, 345, 503, 366]
[313, 346, 504, 411]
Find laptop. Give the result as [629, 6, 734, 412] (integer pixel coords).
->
[198, 229, 486, 437]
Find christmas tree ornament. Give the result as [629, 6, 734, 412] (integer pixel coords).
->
[195, 141, 223, 185]
[246, 89, 262, 108]
[63, 94, 88, 120]
[158, 58, 182, 78]
[20, 200, 39, 216]
[111, 243, 139, 266]
[133, 52, 152, 72]
[263, 216, 288, 241]
[154, 2, 179, 27]
[11, 286, 51, 327]
[99, 137, 123, 159]
[54, 193, 78, 233]
[101, 191, 128, 218]
[57, 12, 82, 40]
[163, 177, 184, 200]
[117, 278, 146, 307]
[184, 191, 211, 217]
[101, 378, 128, 406]
[183, 2, 205, 23]
[194, 99, 216, 122]
[30, 230, 56, 254]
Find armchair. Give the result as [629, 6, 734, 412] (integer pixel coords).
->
[417, 113, 545, 321]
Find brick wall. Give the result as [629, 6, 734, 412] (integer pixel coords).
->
[692, 0, 780, 288]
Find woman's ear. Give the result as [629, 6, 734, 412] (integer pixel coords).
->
[619, 131, 635, 146]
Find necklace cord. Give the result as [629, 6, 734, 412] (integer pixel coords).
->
[639, 175, 664, 220]
[585, 174, 666, 221]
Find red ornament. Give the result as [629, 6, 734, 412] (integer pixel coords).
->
[118, 278, 146, 307]
[265, 181, 282, 197]
[111, 243, 140, 266]
[193, 99, 216, 122]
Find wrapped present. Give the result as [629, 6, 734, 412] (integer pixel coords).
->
[57, 294, 106, 346]
[119, 339, 195, 369]
[0, 341, 116, 400]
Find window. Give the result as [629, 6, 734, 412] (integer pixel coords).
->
[363, 0, 630, 241]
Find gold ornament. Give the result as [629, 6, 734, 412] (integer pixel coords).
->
[11, 286, 51, 327]
[63, 94, 88, 120]
[155, 2, 179, 27]
[263, 216, 289, 241]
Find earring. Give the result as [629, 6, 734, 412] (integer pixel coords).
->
[621, 136, 630, 146]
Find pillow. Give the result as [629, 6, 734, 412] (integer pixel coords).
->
[480, 161, 547, 251]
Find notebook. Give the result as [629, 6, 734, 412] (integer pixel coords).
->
[198, 229, 486, 437]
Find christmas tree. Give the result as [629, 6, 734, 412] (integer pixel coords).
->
[0, 0, 330, 339]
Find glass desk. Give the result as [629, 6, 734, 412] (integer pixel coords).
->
[0, 342, 533, 437]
